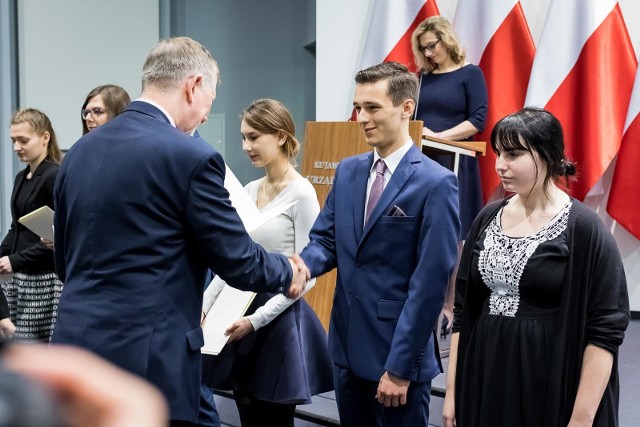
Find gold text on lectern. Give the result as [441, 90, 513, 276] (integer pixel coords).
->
[305, 175, 335, 186]
[313, 161, 339, 170]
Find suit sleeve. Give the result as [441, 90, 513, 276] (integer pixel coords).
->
[299, 166, 340, 278]
[0, 223, 16, 257]
[53, 164, 67, 282]
[384, 172, 460, 380]
[0, 172, 20, 258]
[185, 152, 293, 295]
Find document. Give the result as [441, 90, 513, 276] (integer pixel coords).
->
[201, 277, 256, 355]
[200, 166, 297, 355]
[18, 205, 54, 242]
[0, 273, 13, 285]
[223, 166, 297, 231]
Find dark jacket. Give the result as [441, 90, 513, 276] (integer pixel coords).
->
[51, 101, 293, 423]
[0, 160, 58, 273]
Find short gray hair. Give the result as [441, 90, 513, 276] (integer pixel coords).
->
[142, 37, 219, 91]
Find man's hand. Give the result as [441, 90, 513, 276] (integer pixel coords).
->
[225, 317, 255, 342]
[287, 254, 310, 299]
[0, 256, 13, 274]
[376, 371, 410, 407]
[0, 318, 16, 339]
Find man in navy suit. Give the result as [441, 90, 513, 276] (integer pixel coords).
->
[51, 37, 308, 426]
[300, 62, 460, 426]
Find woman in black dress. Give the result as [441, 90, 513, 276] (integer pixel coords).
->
[444, 107, 630, 426]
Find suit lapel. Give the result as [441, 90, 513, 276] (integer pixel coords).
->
[359, 146, 419, 244]
[353, 154, 373, 244]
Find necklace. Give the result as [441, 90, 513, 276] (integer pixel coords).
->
[260, 164, 291, 203]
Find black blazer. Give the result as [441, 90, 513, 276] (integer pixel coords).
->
[0, 160, 59, 273]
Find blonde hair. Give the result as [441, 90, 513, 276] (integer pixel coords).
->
[11, 108, 62, 164]
[242, 99, 300, 165]
[411, 16, 465, 73]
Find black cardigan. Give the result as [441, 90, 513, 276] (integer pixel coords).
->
[0, 160, 59, 274]
[453, 198, 630, 426]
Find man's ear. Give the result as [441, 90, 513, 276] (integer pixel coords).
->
[402, 99, 415, 119]
[185, 75, 202, 104]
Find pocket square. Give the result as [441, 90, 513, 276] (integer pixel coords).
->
[387, 205, 406, 217]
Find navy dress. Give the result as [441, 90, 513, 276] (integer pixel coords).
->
[416, 64, 488, 239]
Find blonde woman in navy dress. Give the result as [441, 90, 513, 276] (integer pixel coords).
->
[411, 16, 488, 337]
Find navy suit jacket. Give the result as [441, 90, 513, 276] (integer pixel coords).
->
[300, 144, 459, 383]
[51, 101, 292, 422]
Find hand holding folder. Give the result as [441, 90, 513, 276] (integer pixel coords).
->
[18, 206, 54, 242]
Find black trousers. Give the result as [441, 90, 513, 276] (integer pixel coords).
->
[233, 389, 296, 427]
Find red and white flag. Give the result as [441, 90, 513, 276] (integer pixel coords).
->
[524, 0, 637, 201]
[608, 67, 640, 239]
[351, 0, 440, 120]
[454, 0, 535, 202]
[358, 0, 440, 72]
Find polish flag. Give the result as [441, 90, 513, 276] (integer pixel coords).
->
[608, 67, 640, 239]
[525, 0, 637, 201]
[358, 0, 440, 72]
[454, 0, 535, 203]
[351, 0, 440, 119]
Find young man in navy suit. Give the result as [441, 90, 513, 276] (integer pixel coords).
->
[300, 62, 460, 427]
[51, 37, 308, 426]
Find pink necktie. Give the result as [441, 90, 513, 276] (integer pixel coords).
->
[365, 159, 387, 225]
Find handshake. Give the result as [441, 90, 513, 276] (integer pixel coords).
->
[287, 254, 311, 299]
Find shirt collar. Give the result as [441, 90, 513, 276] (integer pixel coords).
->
[371, 139, 413, 174]
[135, 98, 176, 128]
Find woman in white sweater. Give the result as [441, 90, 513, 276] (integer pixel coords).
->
[203, 99, 333, 427]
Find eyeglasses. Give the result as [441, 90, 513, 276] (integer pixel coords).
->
[419, 39, 441, 53]
[81, 107, 106, 120]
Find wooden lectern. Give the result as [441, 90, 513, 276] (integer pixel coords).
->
[301, 121, 486, 331]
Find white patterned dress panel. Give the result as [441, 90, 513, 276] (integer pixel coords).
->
[478, 203, 571, 317]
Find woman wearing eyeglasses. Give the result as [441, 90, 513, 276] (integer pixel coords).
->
[81, 84, 131, 134]
[411, 16, 488, 338]
[40, 85, 131, 253]
[0, 109, 63, 342]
